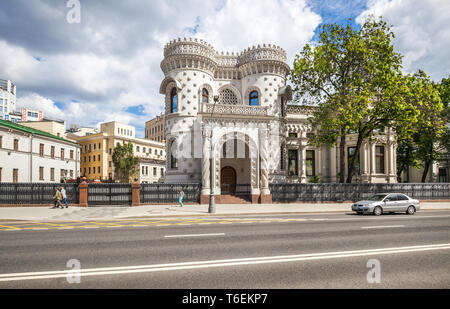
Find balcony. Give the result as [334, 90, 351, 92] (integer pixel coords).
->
[203, 103, 268, 117]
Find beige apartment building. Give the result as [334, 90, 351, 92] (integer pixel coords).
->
[145, 113, 165, 142]
[19, 119, 66, 138]
[70, 121, 166, 182]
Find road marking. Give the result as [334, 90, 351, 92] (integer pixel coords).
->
[361, 225, 405, 229]
[0, 243, 449, 282]
[164, 233, 226, 238]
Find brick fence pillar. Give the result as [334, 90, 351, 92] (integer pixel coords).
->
[131, 179, 140, 206]
[78, 178, 88, 207]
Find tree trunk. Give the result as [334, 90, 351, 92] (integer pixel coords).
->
[346, 136, 363, 183]
[421, 160, 431, 183]
[339, 134, 346, 183]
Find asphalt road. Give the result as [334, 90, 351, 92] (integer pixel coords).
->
[0, 210, 449, 289]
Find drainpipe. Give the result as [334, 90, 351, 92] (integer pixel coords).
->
[29, 134, 33, 182]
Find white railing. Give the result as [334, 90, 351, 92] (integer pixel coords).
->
[204, 103, 268, 116]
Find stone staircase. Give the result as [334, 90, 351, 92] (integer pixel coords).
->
[218, 194, 252, 204]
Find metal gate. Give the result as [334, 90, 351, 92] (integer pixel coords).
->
[87, 183, 132, 206]
[140, 183, 201, 204]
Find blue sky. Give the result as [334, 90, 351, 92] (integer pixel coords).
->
[0, 0, 448, 138]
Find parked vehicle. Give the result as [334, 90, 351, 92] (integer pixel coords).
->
[352, 193, 420, 216]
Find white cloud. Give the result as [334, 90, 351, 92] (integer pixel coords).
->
[357, 0, 450, 81]
[0, 0, 320, 136]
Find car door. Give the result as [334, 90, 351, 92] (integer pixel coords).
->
[383, 194, 399, 212]
[395, 194, 409, 212]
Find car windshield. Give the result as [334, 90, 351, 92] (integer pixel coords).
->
[367, 194, 388, 201]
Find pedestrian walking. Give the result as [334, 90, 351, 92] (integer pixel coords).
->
[60, 186, 69, 208]
[52, 188, 63, 209]
[178, 187, 184, 207]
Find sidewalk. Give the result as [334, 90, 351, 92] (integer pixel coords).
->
[0, 202, 449, 221]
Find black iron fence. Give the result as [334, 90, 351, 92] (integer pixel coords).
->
[140, 183, 201, 204]
[87, 183, 132, 206]
[270, 183, 450, 202]
[0, 183, 79, 204]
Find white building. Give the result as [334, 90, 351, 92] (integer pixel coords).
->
[160, 38, 397, 204]
[139, 158, 165, 183]
[0, 119, 81, 183]
[0, 79, 16, 122]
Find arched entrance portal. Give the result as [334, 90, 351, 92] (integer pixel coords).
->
[220, 166, 236, 194]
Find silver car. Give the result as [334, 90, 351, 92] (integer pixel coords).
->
[352, 193, 420, 216]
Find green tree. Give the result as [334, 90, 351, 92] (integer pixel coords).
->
[406, 71, 444, 182]
[112, 142, 139, 183]
[291, 16, 414, 183]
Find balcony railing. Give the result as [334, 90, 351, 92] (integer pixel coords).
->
[203, 103, 268, 116]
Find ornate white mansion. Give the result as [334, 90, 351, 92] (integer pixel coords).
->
[159, 38, 397, 203]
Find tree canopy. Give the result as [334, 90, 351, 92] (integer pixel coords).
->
[112, 142, 139, 183]
[290, 16, 444, 183]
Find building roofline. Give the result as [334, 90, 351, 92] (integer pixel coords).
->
[0, 119, 78, 145]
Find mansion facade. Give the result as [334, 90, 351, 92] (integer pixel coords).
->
[160, 38, 397, 203]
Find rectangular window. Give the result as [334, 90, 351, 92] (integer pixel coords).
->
[109, 161, 112, 167]
[98, 154, 100, 161]
[40, 144, 44, 157]
[93, 143, 96, 150]
[51, 146, 55, 158]
[348, 147, 360, 176]
[88, 167, 91, 174]
[50, 168, 55, 181]
[161, 168, 164, 177]
[97, 166, 100, 173]
[13, 139, 18, 151]
[153, 167, 157, 176]
[0, 136, 2, 148]
[98, 142, 101, 149]
[70, 170, 73, 178]
[280, 146, 285, 171]
[70, 150, 74, 159]
[89, 156, 91, 162]
[93, 155, 96, 162]
[375, 146, 385, 174]
[13, 169, 18, 183]
[142, 166, 145, 175]
[288, 149, 298, 176]
[61, 149, 65, 160]
[288, 132, 297, 138]
[39, 167, 44, 180]
[83, 168, 86, 175]
[109, 148, 112, 155]
[306, 150, 315, 176]
[0, 167, 2, 182]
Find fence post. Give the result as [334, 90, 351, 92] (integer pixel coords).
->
[78, 177, 88, 207]
[131, 179, 140, 206]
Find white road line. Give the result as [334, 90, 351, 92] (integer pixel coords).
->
[361, 225, 405, 229]
[0, 243, 449, 282]
[164, 233, 226, 238]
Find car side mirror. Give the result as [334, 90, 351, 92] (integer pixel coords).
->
[385, 199, 390, 202]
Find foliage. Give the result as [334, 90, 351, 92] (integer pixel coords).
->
[112, 142, 139, 183]
[290, 16, 416, 183]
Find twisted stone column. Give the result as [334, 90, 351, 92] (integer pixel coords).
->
[201, 134, 210, 196]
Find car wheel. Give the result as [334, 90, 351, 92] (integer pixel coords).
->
[373, 206, 383, 216]
[406, 206, 416, 215]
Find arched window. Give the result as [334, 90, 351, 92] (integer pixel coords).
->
[170, 140, 178, 169]
[249, 91, 259, 106]
[202, 88, 209, 104]
[170, 88, 178, 113]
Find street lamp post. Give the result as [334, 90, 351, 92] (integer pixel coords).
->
[208, 95, 219, 214]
